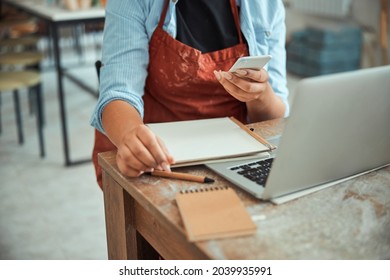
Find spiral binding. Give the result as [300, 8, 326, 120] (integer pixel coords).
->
[179, 186, 229, 194]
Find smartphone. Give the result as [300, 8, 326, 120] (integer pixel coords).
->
[229, 55, 272, 72]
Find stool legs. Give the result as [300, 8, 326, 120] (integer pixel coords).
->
[0, 94, 2, 134]
[7, 86, 45, 157]
[13, 89, 24, 145]
[0, 71, 45, 158]
[27, 66, 45, 126]
[27, 85, 45, 126]
[34, 83, 45, 157]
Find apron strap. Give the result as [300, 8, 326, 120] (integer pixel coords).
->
[229, 0, 244, 44]
[158, 0, 171, 28]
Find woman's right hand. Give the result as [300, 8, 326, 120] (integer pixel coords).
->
[102, 100, 174, 178]
[115, 124, 174, 177]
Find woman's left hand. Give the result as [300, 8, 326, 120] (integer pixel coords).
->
[213, 68, 270, 102]
[214, 68, 286, 122]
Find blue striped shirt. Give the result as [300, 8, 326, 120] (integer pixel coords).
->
[90, 0, 289, 133]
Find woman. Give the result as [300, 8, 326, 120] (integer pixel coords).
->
[90, 0, 289, 188]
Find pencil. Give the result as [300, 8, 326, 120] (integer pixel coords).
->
[148, 170, 215, 184]
[229, 116, 276, 150]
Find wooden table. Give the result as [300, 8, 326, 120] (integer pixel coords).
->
[98, 118, 390, 260]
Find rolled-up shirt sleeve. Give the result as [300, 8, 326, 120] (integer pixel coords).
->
[90, 0, 150, 134]
[267, 1, 289, 117]
[240, 0, 290, 117]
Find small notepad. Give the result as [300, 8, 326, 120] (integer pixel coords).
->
[176, 186, 256, 242]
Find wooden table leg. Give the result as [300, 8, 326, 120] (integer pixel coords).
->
[102, 171, 159, 259]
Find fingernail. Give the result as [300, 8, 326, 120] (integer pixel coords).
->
[236, 69, 247, 76]
[221, 72, 233, 80]
[161, 162, 171, 172]
[213, 70, 221, 81]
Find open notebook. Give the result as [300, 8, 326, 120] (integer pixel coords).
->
[147, 117, 274, 167]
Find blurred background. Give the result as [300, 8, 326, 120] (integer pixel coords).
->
[0, 0, 388, 259]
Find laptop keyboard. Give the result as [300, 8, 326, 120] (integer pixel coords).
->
[229, 158, 274, 186]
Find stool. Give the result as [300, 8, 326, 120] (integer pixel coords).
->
[0, 70, 45, 157]
[0, 51, 45, 120]
[0, 51, 44, 68]
[0, 35, 41, 52]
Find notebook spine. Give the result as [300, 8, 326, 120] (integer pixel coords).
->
[179, 186, 229, 194]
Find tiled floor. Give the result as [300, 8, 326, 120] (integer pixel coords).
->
[0, 37, 301, 260]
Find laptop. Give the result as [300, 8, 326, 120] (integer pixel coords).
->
[206, 65, 390, 203]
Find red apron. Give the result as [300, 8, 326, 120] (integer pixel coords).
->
[92, 0, 249, 188]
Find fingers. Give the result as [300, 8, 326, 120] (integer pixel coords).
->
[137, 126, 171, 168]
[116, 125, 174, 177]
[116, 150, 146, 177]
[156, 135, 175, 165]
[235, 68, 269, 83]
[214, 68, 269, 102]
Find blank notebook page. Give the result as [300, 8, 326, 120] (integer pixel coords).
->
[147, 117, 269, 164]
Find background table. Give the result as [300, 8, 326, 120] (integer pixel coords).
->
[98, 118, 390, 260]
